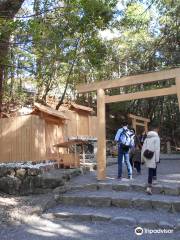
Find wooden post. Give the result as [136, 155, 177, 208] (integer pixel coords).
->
[76, 112, 79, 136]
[97, 88, 106, 180]
[166, 141, 171, 154]
[132, 118, 136, 132]
[175, 78, 180, 111]
[88, 115, 91, 136]
[145, 122, 148, 133]
[82, 144, 85, 164]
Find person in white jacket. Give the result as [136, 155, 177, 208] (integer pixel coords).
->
[141, 123, 160, 195]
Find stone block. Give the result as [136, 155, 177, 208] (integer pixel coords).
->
[7, 169, 16, 177]
[32, 176, 42, 188]
[87, 197, 111, 207]
[112, 183, 130, 192]
[172, 201, 180, 212]
[74, 213, 92, 221]
[0, 167, 8, 177]
[111, 198, 132, 208]
[175, 223, 180, 231]
[54, 194, 63, 202]
[84, 184, 98, 191]
[91, 214, 111, 221]
[0, 176, 21, 194]
[33, 188, 52, 194]
[163, 186, 179, 196]
[71, 185, 84, 191]
[53, 212, 73, 219]
[152, 199, 172, 211]
[54, 213, 92, 221]
[132, 197, 152, 210]
[153, 185, 164, 195]
[20, 176, 34, 194]
[98, 183, 112, 191]
[43, 198, 57, 211]
[176, 219, 180, 224]
[139, 219, 158, 228]
[60, 196, 87, 206]
[53, 185, 70, 194]
[70, 169, 81, 177]
[112, 216, 136, 226]
[62, 174, 71, 181]
[41, 177, 65, 189]
[16, 169, 27, 178]
[130, 183, 145, 192]
[158, 221, 174, 229]
[27, 168, 41, 176]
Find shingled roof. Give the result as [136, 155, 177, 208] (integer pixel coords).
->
[69, 102, 94, 113]
[33, 103, 68, 120]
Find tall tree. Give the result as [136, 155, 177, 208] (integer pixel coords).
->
[0, 0, 25, 113]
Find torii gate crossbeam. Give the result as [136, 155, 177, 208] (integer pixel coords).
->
[76, 68, 180, 180]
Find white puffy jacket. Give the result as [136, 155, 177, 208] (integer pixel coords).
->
[141, 131, 160, 169]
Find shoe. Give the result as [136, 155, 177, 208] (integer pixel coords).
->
[117, 176, 122, 180]
[146, 187, 152, 195]
[153, 180, 158, 185]
[128, 175, 133, 180]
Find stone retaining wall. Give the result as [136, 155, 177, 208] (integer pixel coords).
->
[0, 164, 81, 195]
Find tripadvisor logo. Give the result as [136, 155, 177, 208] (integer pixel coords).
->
[135, 227, 144, 236]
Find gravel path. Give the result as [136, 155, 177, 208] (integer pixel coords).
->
[0, 159, 179, 239]
[0, 192, 55, 225]
[0, 219, 179, 240]
[70, 159, 180, 187]
[46, 205, 180, 225]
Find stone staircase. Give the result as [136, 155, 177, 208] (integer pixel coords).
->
[44, 181, 180, 231]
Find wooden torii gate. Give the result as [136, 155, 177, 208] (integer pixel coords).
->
[128, 114, 150, 133]
[76, 68, 180, 180]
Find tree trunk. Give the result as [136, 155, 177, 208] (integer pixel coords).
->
[0, 0, 25, 113]
[55, 61, 75, 110]
[0, 65, 4, 115]
[55, 39, 80, 110]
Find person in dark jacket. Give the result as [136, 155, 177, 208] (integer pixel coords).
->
[129, 129, 141, 172]
[139, 130, 147, 146]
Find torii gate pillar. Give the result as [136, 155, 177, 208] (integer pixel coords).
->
[97, 88, 106, 180]
[175, 78, 180, 110]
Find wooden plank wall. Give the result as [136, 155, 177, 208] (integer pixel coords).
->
[45, 120, 65, 159]
[89, 116, 97, 137]
[78, 113, 89, 135]
[63, 110, 77, 137]
[0, 113, 97, 163]
[32, 115, 46, 161]
[0, 115, 46, 163]
[63, 110, 97, 138]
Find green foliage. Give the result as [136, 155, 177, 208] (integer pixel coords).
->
[1, 0, 180, 144]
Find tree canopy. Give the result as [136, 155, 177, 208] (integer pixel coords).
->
[0, 0, 179, 146]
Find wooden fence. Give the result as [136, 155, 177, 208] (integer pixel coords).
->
[0, 112, 97, 163]
[0, 115, 46, 162]
[63, 110, 97, 138]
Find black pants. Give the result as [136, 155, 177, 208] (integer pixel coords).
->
[130, 156, 133, 168]
[134, 161, 141, 173]
[148, 167, 157, 185]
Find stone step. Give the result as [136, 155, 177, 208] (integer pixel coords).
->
[55, 189, 180, 213]
[71, 182, 180, 196]
[160, 154, 180, 160]
[44, 205, 180, 231]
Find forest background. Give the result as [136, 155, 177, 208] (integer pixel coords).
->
[0, 0, 179, 146]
